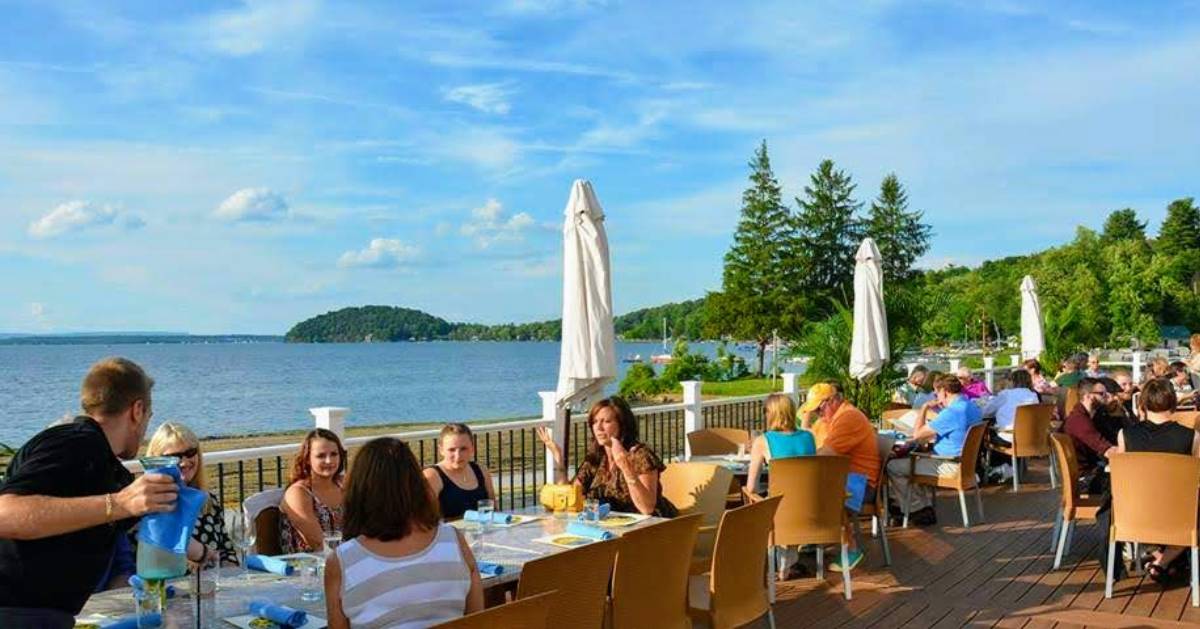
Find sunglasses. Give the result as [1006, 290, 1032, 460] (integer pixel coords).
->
[163, 447, 199, 460]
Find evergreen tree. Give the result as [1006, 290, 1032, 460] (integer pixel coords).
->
[795, 159, 863, 311]
[1156, 197, 1200, 255]
[706, 141, 805, 374]
[865, 173, 931, 284]
[1100, 208, 1147, 243]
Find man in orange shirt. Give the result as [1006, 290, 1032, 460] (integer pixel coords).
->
[798, 381, 880, 571]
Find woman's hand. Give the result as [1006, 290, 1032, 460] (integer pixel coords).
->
[535, 427, 563, 464]
[610, 438, 632, 476]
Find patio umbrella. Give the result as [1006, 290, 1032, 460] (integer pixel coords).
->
[554, 179, 617, 462]
[1020, 275, 1044, 360]
[849, 237, 889, 381]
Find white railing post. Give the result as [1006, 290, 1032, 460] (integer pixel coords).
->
[682, 381, 703, 461]
[983, 355, 995, 391]
[949, 358, 961, 374]
[782, 373, 799, 405]
[1012, 354, 1021, 367]
[1132, 351, 1143, 383]
[539, 391, 558, 479]
[309, 407, 348, 440]
[905, 362, 919, 375]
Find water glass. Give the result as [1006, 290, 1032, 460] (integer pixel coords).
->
[132, 586, 163, 628]
[298, 558, 322, 602]
[324, 530, 343, 555]
[583, 498, 600, 522]
[231, 515, 257, 583]
[477, 499, 494, 530]
[195, 568, 218, 628]
[736, 443, 747, 457]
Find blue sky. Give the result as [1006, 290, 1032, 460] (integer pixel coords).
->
[1, 1, 1198, 334]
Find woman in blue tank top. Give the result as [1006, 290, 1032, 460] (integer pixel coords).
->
[745, 393, 816, 494]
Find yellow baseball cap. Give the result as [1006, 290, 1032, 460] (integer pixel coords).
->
[799, 382, 837, 414]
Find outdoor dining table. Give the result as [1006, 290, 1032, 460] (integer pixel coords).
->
[684, 453, 752, 474]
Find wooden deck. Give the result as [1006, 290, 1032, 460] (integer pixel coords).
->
[765, 462, 1200, 628]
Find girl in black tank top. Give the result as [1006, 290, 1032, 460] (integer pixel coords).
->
[423, 424, 497, 520]
[432, 462, 490, 519]
[1123, 420, 1195, 455]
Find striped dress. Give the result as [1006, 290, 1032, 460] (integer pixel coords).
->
[336, 523, 472, 628]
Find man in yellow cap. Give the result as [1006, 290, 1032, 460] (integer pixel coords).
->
[798, 381, 880, 571]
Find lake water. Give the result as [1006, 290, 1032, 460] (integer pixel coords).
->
[0, 341, 779, 446]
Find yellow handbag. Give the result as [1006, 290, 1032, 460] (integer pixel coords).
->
[539, 483, 584, 513]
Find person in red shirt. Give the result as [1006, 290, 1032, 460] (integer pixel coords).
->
[1063, 378, 1116, 493]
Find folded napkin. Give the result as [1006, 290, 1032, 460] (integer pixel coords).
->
[127, 575, 176, 598]
[249, 600, 307, 627]
[476, 560, 504, 577]
[246, 554, 294, 576]
[577, 503, 611, 522]
[104, 613, 161, 629]
[463, 510, 513, 524]
[137, 465, 207, 555]
[565, 521, 615, 541]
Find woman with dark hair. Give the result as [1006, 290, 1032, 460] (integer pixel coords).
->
[423, 423, 497, 520]
[325, 438, 483, 628]
[279, 428, 346, 553]
[536, 397, 678, 517]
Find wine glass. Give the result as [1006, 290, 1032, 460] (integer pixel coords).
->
[231, 513, 257, 583]
[324, 530, 343, 556]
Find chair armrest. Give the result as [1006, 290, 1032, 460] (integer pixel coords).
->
[910, 451, 961, 462]
[697, 524, 717, 534]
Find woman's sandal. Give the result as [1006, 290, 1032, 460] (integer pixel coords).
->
[1146, 560, 1169, 584]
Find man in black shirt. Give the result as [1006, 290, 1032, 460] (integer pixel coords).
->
[0, 357, 180, 627]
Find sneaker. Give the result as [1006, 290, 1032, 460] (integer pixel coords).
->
[1000, 463, 1014, 483]
[830, 549, 864, 572]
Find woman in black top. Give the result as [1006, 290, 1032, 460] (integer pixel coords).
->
[422, 424, 497, 519]
[1117, 379, 1200, 581]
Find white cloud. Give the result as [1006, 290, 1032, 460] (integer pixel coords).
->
[338, 238, 420, 268]
[214, 188, 290, 222]
[204, 0, 320, 56]
[443, 83, 514, 115]
[28, 200, 144, 238]
[460, 199, 535, 248]
[502, 257, 559, 278]
[29, 302, 45, 318]
[427, 127, 521, 172]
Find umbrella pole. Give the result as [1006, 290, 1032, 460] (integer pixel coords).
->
[561, 407, 572, 478]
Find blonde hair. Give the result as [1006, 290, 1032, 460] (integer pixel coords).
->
[146, 422, 207, 494]
[764, 394, 798, 432]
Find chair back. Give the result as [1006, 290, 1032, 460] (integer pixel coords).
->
[950, 423, 988, 490]
[1109, 452, 1200, 548]
[610, 514, 702, 629]
[661, 462, 734, 524]
[708, 496, 782, 629]
[432, 591, 555, 629]
[1171, 411, 1200, 429]
[766, 456, 849, 547]
[687, 428, 751, 457]
[516, 538, 620, 629]
[242, 487, 286, 555]
[1011, 404, 1055, 457]
[868, 435, 895, 513]
[1049, 433, 1081, 513]
[1063, 386, 1080, 416]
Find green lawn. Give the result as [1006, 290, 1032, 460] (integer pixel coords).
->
[701, 377, 785, 397]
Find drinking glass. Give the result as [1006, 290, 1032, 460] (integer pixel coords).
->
[298, 557, 322, 602]
[231, 514, 257, 583]
[583, 498, 600, 522]
[476, 499, 494, 558]
[324, 530, 343, 555]
[736, 443, 747, 457]
[133, 585, 163, 628]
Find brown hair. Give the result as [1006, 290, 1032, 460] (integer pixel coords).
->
[289, 428, 347, 484]
[80, 357, 155, 416]
[1022, 358, 1044, 375]
[1141, 378, 1178, 414]
[935, 374, 963, 395]
[439, 423, 474, 442]
[342, 438, 440, 542]
[764, 394, 797, 432]
[584, 396, 638, 467]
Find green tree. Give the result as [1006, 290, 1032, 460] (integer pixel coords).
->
[1101, 208, 1146, 243]
[706, 141, 806, 374]
[864, 173, 932, 284]
[1156, 197, 1200, 255]
[795, 159, 863, 309]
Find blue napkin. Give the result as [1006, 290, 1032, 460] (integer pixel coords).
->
[246, 554, 294, 576]
[137, 465, 207, 555]
[565, 521, 615, 541]
[477, 560, 504, 577]
[127, 575, 176, 598]
[250, 600, 307, 627]
[104, 613, 161, 629]
[845, 472, 869, 513]
[463, 510, 513, 524]
[577, 503, 611, 521]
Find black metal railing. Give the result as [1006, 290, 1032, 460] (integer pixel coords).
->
[702, 397, 767, 434]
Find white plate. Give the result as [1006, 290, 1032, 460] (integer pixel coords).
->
[223, 613, 327, 628]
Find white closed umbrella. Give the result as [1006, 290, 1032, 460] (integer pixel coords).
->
[849, 238, 889, 380]
[554, 180, 617, 459]
[1020, 275, 1044, 360]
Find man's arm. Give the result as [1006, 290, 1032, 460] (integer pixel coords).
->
[0, 474, 177, 540]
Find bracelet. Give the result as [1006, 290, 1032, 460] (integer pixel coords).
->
[104, 493, 114, 523]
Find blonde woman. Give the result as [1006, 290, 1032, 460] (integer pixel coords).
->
[146, 422, 237, 565]
[745, 393, 816, 494]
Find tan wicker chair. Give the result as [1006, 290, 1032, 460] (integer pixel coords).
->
[688, 496, 783, 629]
[851, 435, 894, 566]
[752, 456, 853, 599]
[610, 514, 702, 629]
[1172, 410, 1200, 429]
[432, 591, 555, 629]
[1048, 433, 1103, 569]
[516, 538, 620, 629]
[687, 428, 751, 457]
[987, 403, 1057, 491]
[1105, 452, 1200, 607]
[661, 462, 734, 559]
[903, 422, 987, 529]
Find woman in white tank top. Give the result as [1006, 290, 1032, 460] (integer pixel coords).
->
[325, 438, 483, 629]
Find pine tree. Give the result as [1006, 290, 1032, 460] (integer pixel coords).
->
[1156, 197, 1200, 255]
[1100, 208, 1147, 243]
[795, 159, 863, 311]
[865, 173, 931, 284]
[706, 141, 805, 374]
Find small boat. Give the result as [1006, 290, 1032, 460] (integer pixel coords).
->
[622, 354, 643, 363]
[650, 354, 673, 364]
